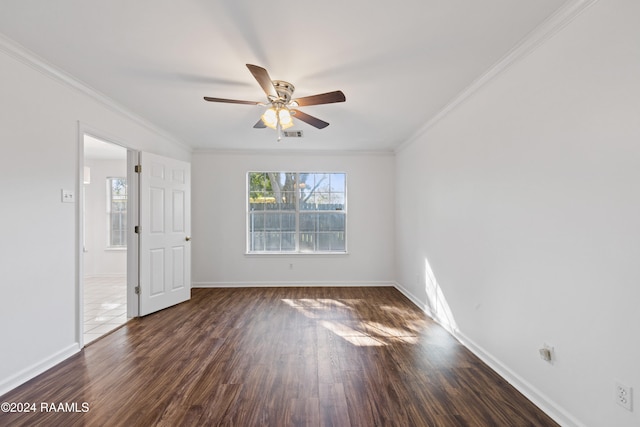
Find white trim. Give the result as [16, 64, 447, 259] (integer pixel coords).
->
[392, 281, 585, 427]
[454, 331, 586, 427]
[0, 33, 190, 153]
[393, 281, 428, 313]
[126, 150, 140, 319]
[193, 148, 395, 157]
[395, 0, 600, 153]
[76, 126, 85, 348]
[0, 344, 80, 397]
[193, 281, 394, 288]
[393, 280, 436, 320]
[83, 274, 128, 279]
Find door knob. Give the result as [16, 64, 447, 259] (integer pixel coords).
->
[185, 236, 191, 241]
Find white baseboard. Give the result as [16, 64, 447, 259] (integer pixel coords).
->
[392, 281, 434, 317]
[0, 343, 80, 397]
[454, 332, 585, 427]
[193, 280, 395, 288]
[84, 274, 127, 278]
[391, 282, 583, 427]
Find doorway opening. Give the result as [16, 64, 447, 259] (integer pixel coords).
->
[82, 135, 130, 344]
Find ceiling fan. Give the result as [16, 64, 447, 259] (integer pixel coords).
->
[204, 64, 345, 139]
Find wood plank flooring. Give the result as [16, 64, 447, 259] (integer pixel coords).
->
[0, 287, 558, 426]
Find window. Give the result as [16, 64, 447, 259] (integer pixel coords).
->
[248, 172, 346, 253]
[108, 177, 127, 248]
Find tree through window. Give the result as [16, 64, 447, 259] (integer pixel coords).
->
[248, 172, 346, 253]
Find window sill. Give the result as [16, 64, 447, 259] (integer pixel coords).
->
[245, 251, 348, 257]
[105, 247, 127, 252]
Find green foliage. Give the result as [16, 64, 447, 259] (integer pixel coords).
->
[249, 172, 272, 193]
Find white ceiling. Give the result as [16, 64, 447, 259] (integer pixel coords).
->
[0, 0, 569, 152]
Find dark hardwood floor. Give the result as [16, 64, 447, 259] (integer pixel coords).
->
[0, 287, 558, 426]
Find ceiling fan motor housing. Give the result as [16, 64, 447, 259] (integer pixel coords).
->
[272, 80, 295, 103]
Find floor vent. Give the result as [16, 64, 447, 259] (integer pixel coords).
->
[284, 130, 304, 138]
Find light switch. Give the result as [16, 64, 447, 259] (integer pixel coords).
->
[61, 189, 75, 203]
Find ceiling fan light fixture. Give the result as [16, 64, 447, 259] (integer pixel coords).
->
[261, 107, 294, 130]
[278, 108, 293, 129]
[261, 107, 278, 129]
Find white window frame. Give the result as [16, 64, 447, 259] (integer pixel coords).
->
[246, 172, 347, 254]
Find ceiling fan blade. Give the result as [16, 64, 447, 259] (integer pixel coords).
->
[292, 90, 345, 107]
[204, 96, 261, 105]
[291, 109, 330, 129]
[246, 64, 278, 99]
[253, 119, 266, 129]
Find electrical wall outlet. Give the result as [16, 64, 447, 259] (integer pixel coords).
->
[615, 382, 633, 411]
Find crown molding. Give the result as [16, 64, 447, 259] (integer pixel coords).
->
[395, 0, 600, 154]
[0, 33, 191, 153]
[192, 147, 395, 157]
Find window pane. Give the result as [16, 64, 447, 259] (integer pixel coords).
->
[330, 173, 346, 192]
[281, 213, 295, 231]
[300, 197, 315, 210]
[250, 232, 265, 251]
[318, 213, 345, 231]
[249, 172, 270, 192]
[317, 233, 331, 251]
[249, 212, 264, 231]
[280, 191, 296, 210]
[265, 232, 281, 250]
[265, 200, 280, 210]
[273, 172, 287, 188]
[299, 232, 315, 252]
[314, 173, 329, 191]
[299, 213, 317, 232]
[281, 233, 295, 251]
[314, 192, 331, 207]
[298, 173, 313, 188]
[109, 177, 127, 248]
[264, 213, 280, 230]
[331, 193, 345, 208]
[249, 191, 266, 211]
[332, 232, 346, 251]
[316, 232, 345, 251]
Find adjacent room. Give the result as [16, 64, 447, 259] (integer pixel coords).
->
[82, 135, 129, 344]
[0, 0, 638, 426]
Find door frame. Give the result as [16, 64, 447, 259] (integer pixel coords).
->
[77, 123, 140, 348]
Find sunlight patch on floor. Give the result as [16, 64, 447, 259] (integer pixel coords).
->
[320, 320, 385, 346]
[283, 298, 419, 346]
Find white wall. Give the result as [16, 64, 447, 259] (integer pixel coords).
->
[3, 1, 638, 424]
[192, 151, 395, 287]
[395, 0, 640, 426]
[0, 42, 190, 395]
[83, 159, 127, 277]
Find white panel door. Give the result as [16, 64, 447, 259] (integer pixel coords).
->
[139, 152, 191, 316]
